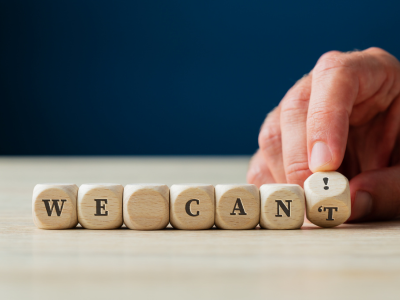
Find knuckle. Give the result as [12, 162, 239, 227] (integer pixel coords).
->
[258, 122, 281, 152]
[246, 165, 259, 185]
[315, 51, 344, 72]
[365, 47, 400, 71]
[285, 161, 311, 183]
[280, 96, 308, 117]
[279, 71, 311, 117]
[259, 108, 281, 152]
[318, 50, 342, 62]
[365, 47, 389, 56]
[307, 107, 349, 140]
[246, 171, 259, 186]
[247, 150, 275, 186]
[314, 50, 361, 76]
[307, 108, 336, 139]
[308, 107, 336, 123]
[280, 85, 310, 116]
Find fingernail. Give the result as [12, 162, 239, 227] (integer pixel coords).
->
[310, 141, 332, 171]
[350, 190, 373, 221]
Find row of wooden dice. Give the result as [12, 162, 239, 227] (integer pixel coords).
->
[32, 171, 351, 230]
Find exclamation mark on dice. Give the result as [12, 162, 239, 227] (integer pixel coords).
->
[323, 177, 329, 190]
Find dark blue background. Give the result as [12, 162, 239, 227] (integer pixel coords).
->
[1, 1, 398, 155]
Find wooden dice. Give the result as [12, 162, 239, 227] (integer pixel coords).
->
[33, 171, 352, 231]
[304, 171, 351, 228]
[32, 183, 79, 229]
[260, 184, 305, 230]
[78, 183, 124, 229]
[215, 184, 259, 229]
[170, 184, 214, 230]
[123, 184, 169, 230]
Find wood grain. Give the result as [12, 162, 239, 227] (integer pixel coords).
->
[304, 171, 351, 227]
[170, 184, 214, 230]
[123, 184, 169, 230]
[260, 184, 304, 230]
[32, 183, 78, 229]
[215, 184, 260, 229]
[78, 183, 123, 229]
[1, 157, 400, 300]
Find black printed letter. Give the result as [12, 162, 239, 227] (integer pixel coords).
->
[230, 198, 247, 215]
[94, 199, 108, 216]
[324, 207, 338, 221]
[275, 200, 292, 217]
[42, 199, 67, 216]
[185, 199, 200, 216]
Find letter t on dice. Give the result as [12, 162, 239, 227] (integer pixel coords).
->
[304, 172, 351, 228]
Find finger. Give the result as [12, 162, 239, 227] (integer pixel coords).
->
[247, 149, 276, 188]
[258, 106, 286, 183]
[346, 94, 400, 172]
[307, 48, 400, 172]
[350, 48, 400, 126]
[280, 74, 313, 186]
[347, 165, 400, 222]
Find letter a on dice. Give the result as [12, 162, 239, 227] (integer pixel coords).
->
[215, 184, 260, 229]
[304, 172, 351, 228]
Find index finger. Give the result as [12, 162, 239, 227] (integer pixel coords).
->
[307, 48, 400, 172]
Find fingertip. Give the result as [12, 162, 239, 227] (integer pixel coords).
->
[247, 150, 275, 187]
[308, 139, 346, 173]
[347, 190, 373, 222]
[348, 167, 400, 222]
[309, 141, 333, 172]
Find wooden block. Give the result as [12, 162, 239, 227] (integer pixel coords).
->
[170, 184, 214, 230]
[260, 184, 305, 230]
[32, 183, 78, 229]
[78, 183, 123, 229]
[215, 184, 259, 229]
[123, 184, 169, 230]
[304, 171, 351, 228]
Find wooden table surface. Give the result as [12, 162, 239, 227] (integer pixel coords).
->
[1, 157, 400, 300]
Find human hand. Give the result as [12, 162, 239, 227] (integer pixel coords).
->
[247, 47, 400, 222]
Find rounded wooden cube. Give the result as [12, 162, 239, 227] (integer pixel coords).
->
[32, 183, 78, 229]
[78, 183, 123, 229]
[123, 184, 169, 230]
[304, 172, 351, 228]
[260, 184, 304, 230]
[215, 184, 259, 230]
[170, 184, 214, 230]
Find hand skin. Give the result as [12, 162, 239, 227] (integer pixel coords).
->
[247, 47, 400, 223]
